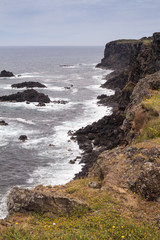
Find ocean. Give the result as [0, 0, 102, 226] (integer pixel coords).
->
[0, 46, 113, 218]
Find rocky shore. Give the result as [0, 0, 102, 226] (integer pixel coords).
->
[75, 32, 160, 181]
[0, 33, 160, 239]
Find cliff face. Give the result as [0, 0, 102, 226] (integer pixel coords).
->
[96, 40, 137, 70]
[98, 33, 160, 85]
[128, 33, 160, 83]
[75, 32, 160, 197]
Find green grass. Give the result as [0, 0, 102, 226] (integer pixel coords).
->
[1, 179, 160, 240]
[137, 118, 160, 141]
[137, 91, 160, 141]
[2, 211, 160, 240]
[142, 92, 160, 114]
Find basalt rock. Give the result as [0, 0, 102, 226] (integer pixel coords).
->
[19, 135, 27, 141]
[0, 89, 50, 103]
[0, 120, 8, 126]
[11, 81, 47, 89]
[36, 102, 46, 107]
[96, 40, 137, 70]
[0, 70, 14, 77]
[75, 110, 127, 178]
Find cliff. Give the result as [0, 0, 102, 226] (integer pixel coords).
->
[96, 39, 137, 70]
[0, 33, 160, 239]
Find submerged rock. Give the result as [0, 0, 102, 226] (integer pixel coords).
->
[0, 70, 14, 77]
[0, 89, 50, 103]
[52, 100, 68, 104]
[36, 102, 46, 107]
[11, 81, 47, 89]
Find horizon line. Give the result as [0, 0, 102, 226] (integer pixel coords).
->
[0, 45, 104, 47]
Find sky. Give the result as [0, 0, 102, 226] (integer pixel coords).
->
[0, 0, 160, 46]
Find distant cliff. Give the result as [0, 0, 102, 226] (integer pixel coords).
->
[96, 39, 137, 70]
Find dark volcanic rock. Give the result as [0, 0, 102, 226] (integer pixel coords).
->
[52, 100, 68, 104]
[0, 70, 14, 77]
[0, 120, 8, 126]
[19, 135, 27, 141]
[11, 81, 47, 89]
[75, 111, 127, 178]
[36, 102, 46, 107]
[0, 89, 50, 103]
[101, 70, 129, 90]
[96, 40, 137, 70]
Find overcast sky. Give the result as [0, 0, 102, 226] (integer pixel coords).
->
[0, 0, 160, 46]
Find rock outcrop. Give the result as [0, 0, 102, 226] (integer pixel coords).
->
[89, 146, 160, 201]
[11, 81, 47, 89]
[0, 70, 14, 77]
[96, 40, 137, 70]
[7, 186, 90, 216]
[0, 89, 50, 103]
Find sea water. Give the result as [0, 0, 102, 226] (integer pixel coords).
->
[0, 46, 113, 218]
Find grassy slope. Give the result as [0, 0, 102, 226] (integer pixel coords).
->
[0, 175, 160, 240]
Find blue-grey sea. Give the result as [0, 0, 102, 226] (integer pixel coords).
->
[0, 46, 113, 218]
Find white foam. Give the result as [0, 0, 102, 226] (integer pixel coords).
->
[61, 65, 76, 69]
[45, 85, 64, 91]
[0, 190, 10, 219]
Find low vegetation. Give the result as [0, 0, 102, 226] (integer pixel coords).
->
[1, 179, 160, 240]
[137, 91, 160, 141]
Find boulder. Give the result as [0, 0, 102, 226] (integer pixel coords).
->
[7, 186, 90, 216]
[0, 120, 8, 126]
[0, 70, 14, 77]
[19, 135, 27, 141]
[0, 89, 50, 103]
[69, 159, 76, 164]
[11, 81, 47, 89]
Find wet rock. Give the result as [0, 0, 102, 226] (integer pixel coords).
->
[60, 65, 73, 68]
[49, 144, 55, 147]
[0, 89, 50, 103]
[11, 81, 47, 89]
[36, 102, 46, 107]
[0, 70, 14, 77]
[0, 120, 8, 126]
[88, 133, 95, 140]
[19, 135, 27, 141]
[69, 159, 76, 164]
[52, 100, 68, 104]
[7, 187, 90, 216]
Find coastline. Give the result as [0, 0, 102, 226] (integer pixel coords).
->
[0, 33, 160, 239]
